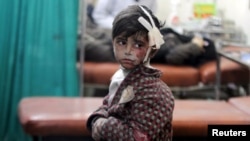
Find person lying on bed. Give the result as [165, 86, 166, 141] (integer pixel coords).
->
[82, 24, 217, 67]
[150, 27, 217, 67]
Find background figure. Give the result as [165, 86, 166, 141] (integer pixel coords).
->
[92, 0, 157, 29]
[151, 28, 217, 67]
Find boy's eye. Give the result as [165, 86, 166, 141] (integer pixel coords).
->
[116, 40, 126, 46]
[119, 41, 126, 46]
[134, 43, 142, 48]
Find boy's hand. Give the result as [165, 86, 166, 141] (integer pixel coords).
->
[192, 36, 204, 50]
[92, 117, 107, 141]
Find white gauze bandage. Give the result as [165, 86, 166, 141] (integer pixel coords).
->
[138, 5, 165, 63]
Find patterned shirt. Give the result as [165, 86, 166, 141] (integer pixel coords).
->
[87, 64, 175, 141]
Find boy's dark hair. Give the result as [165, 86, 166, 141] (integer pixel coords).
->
[112, 5, 164, 40]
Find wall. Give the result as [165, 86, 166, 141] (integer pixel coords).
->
[156, 0, 250, 45]
[216, 0, 250, 44]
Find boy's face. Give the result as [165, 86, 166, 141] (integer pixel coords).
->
[113, 33, 149, 70]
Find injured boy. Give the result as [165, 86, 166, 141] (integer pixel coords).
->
[87, 5, 175, 141]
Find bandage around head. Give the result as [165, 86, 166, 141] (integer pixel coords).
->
[138, 5, 164, 63]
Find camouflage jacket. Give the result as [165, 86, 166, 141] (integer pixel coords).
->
[87, 65, 175, 141]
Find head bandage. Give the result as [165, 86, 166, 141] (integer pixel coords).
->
[138, 5, 164, 63]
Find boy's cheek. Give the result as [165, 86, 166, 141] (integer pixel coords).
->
[136, 51, 147, 60]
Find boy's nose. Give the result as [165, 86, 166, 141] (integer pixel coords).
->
[125, 44, 132, 55]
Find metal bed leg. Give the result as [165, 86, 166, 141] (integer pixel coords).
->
[215, 55, 221, 100]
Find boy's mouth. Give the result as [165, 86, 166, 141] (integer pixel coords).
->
[121, 59, 134, 64]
